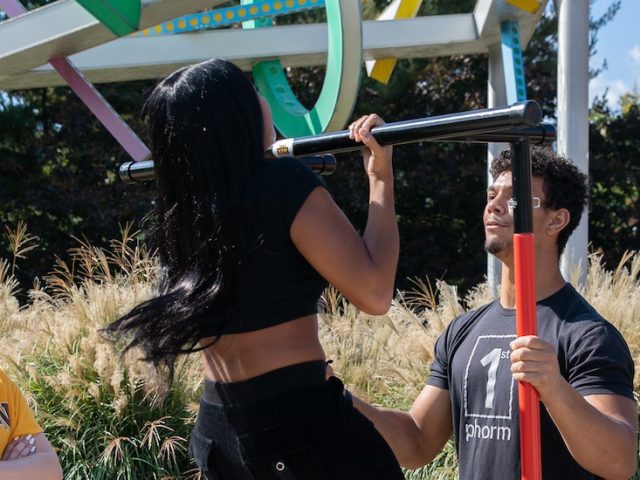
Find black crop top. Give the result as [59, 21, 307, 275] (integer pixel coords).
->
[221, 156, 328, 334]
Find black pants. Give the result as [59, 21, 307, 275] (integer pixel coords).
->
[189, 361, 405, 479]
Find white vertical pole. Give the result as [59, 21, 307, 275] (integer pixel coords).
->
[557, 0, 589, 284]
[488, 18, 526, 296]
[487, 43, 508, 296]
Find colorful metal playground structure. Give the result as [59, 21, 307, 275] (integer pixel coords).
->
[0, 1, 592, 479]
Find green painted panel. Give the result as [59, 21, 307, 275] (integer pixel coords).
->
[76, 0, 141, 37]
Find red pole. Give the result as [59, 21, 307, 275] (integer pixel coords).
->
[514, 233, 542, 480]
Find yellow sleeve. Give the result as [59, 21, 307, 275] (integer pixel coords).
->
[5, 371, 42, 439]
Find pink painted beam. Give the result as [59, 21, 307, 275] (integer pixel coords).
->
[0, 0, 151, 161]
[0, 0, 23, 16]
[47, 57, 151, 161]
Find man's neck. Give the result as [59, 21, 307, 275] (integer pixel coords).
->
[498, 248, 567, 309]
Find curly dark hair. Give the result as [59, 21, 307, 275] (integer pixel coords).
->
[490, 146, 588, 256]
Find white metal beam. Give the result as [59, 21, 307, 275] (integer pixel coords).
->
[0, 0, 228, 80]
[0, 0, 550, 91]
[0, 14, 484, 90]
[481, 0, 547, 292]
[486, 43, 509, 295]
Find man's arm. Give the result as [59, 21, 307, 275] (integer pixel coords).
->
[0, 432, 63, 480]
[353, 384, 453, 469]
[511, 336, 637, 480]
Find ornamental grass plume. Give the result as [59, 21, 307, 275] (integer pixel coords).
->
[0, 221, 638, 479]
[0, 224, 202, 479]
[579, 251, 640, 386]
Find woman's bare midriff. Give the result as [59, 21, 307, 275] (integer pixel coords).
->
[200, 314, 326, 383]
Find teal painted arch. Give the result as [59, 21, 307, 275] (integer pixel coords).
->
[243, 0, 363, 138]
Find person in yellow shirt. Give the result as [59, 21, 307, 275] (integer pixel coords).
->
[0, 367, 62, 479]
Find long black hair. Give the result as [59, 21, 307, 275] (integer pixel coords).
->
[105, 59, 265, 374]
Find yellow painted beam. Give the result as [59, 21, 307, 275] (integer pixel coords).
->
[505, 0, 541, 14]
[366, 0, 423, 84]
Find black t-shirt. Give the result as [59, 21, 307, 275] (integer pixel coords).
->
[428, 283, 634, 480]
[224, 157, 328, 334]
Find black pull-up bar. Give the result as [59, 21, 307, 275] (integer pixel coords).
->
[118, 101, 554, 184]
[268, 101, 542, 157]
[430, 123, 555, 145]
[118, 154, 338, 184]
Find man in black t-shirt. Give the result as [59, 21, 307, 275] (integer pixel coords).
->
[354, 147, 637, 479]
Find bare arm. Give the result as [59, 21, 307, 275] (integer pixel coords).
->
[511, 336, 637, 480]
[549, 391, 636, 480]
[291, 114, 399, 315]
[0, 433, 63, 480]
[352, 385, 453, 469]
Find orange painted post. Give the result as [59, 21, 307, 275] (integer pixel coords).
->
[514, 233, 542, 480]
[511, 139, 542, 480]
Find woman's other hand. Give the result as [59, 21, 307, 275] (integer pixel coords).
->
[348, 114, 393, 180]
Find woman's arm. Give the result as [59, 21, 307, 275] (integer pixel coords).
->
[0, 433, 63, 480]
[290, 114, 399, 314]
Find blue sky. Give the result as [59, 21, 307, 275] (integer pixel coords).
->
[589, 0, 640, 109]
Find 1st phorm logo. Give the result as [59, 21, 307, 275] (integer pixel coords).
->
[465, 419, 511, 442]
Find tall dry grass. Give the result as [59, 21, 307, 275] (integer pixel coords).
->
[0, 223, 638, 479]
[0, 225, 203, 479]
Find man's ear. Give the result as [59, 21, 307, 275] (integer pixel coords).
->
[546, 208, 570, 236]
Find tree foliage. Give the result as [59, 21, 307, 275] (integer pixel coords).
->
[0, 1, 634, 297]
[0, 84, 156, 290]
[589, 93, 640, 266]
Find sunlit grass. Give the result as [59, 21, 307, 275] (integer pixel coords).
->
[1, 224, 638, 478]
